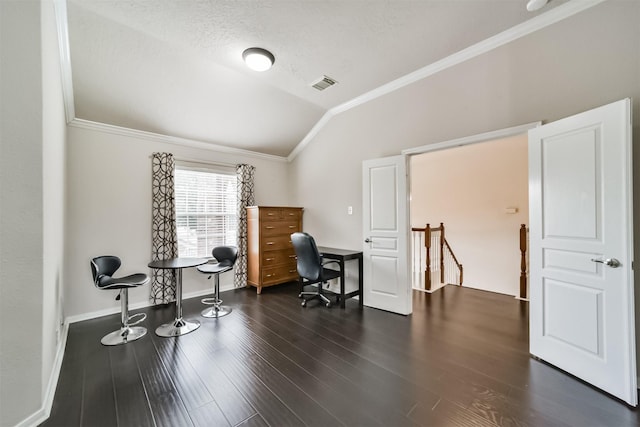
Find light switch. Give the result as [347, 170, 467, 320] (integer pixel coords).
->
[347, 206, 353, 215]
[505, 207, 518, 214]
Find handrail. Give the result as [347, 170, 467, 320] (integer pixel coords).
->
[443, 239, 462, 272]
[411, 223, 463, 291]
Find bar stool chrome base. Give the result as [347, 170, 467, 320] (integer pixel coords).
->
[155, 318, 200, 337]
[101, 326, 147, 346]
[100, 291, 148, 346]
[201, 305, 232, 318]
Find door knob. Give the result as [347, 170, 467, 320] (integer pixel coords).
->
[591, 258, 621, 268]
[364, 238, 372, 243]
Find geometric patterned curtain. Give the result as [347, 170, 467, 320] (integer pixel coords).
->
[234, 163, 255, 288]
[150, 152, 178, 304]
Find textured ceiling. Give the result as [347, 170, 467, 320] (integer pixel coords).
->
[67, 0, 569, 157]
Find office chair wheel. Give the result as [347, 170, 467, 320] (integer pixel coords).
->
[298, 293, 303, 298]
[326, 302, 331, 308]
[301, 300, 307, 307]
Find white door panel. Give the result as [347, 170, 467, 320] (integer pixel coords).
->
[529, 98, 636, 405]
[363, 155, 411, 315]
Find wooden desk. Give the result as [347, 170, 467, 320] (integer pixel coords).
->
[317, 246, 363, 309]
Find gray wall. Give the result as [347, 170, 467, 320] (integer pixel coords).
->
[64, 125, 292, 319]
[291, 0, 639, 250]
[0, 0, 66, 425]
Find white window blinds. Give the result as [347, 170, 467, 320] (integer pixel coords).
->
[175, 165, 237, 258]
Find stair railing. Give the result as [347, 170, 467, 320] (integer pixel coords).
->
[411, 222, 463, 291]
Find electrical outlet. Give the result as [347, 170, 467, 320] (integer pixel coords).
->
[347, 206, 353, 215]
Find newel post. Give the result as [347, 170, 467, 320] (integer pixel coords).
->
[425, 223, 432, 291]
[520, 224, 527, 299]
[439, 222, 445, 283]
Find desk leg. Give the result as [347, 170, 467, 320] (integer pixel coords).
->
[156, 268, 201, 337]
[358, 255, 363, 309]
[340, 259, 346, 309]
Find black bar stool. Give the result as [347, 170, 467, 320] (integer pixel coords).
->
[90, 256, 149, 345]
[198, 246, 238, 318]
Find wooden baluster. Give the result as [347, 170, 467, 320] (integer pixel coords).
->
[520, 224, 527, 299]
[425, 223, 431, 291]
[459, 264, 463, 286]
[439, 222, 445, 284]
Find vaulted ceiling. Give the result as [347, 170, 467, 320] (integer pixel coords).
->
[66, 0, 571, 157]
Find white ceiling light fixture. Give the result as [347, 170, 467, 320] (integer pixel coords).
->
[242, 47, 275, 72]
[526, 0, 549, 12]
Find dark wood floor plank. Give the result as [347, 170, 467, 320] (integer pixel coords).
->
[210, 318, 344, 427]
[200, 343, 305, 427]
[42, 283, 640, 427]
[188, 401, 231, 427]
[234, 300, 428, 425]
[80, 339, 118, 427]
[132, 334, 194, 427]
[234, 413, 270, 427]
[150, 335, 214, 411]
[224, 307, 412, 426]
[109, 343, 155, 427]
[176, 332, 257, 426]
[40, 323, 93, 427]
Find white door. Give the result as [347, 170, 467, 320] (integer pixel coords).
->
[362, 155, 411, 315]
[529, 99, 636, 405]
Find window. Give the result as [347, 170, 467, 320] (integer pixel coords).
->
[175, 164, 237, 258]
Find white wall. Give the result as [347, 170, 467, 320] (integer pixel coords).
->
[410, 135, 528, 296]
[0, 1, 66, 425]
[64, 124, 291, 319]
[42, 0, 67, 406]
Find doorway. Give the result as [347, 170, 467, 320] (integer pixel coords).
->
[405, 124, 535, 297]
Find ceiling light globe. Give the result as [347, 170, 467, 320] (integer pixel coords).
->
[242, 48, 275, 72]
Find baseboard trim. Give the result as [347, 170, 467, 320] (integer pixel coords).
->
[15, 321, 69, 427]
[66, 286, 235, 324]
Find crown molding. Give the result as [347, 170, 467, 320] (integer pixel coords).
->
[54, 0, 606, 162]
[286, 110, 335, 162]
[69, 118, 288, 162]
[287, 0, 608, 161]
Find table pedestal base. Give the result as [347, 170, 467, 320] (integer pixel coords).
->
[201, 306, 232, 318]
[155, 317, 200, 337]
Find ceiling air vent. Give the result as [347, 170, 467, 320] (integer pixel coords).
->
[311, 75, 338, 91]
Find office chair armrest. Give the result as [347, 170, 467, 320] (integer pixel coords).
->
[322, 259, 341, 269]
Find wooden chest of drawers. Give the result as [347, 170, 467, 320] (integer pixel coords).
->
[246, 206, 303, 294]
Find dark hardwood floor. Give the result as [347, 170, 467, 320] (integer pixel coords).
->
[42, 283, 640, 427]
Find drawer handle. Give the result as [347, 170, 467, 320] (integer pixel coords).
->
[289, 269, 296, 273]
[266, 258, 275, 261]
[288, 226, 295, 229]
[266, 242, 274, 245]
[289, 255, 296, 258]
[265, 226, 275, 229]
[267, 212, 275, 216]
[266, 274, 274, 278]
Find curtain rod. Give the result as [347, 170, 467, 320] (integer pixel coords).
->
[149, 154, 236, 169]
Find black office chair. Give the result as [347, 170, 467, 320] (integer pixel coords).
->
[197, 246, 238, 318]
[291, 232, 342, 308]
[90, 256, 149, 346]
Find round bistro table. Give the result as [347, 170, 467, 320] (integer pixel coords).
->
[148, 257, 208, 337]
